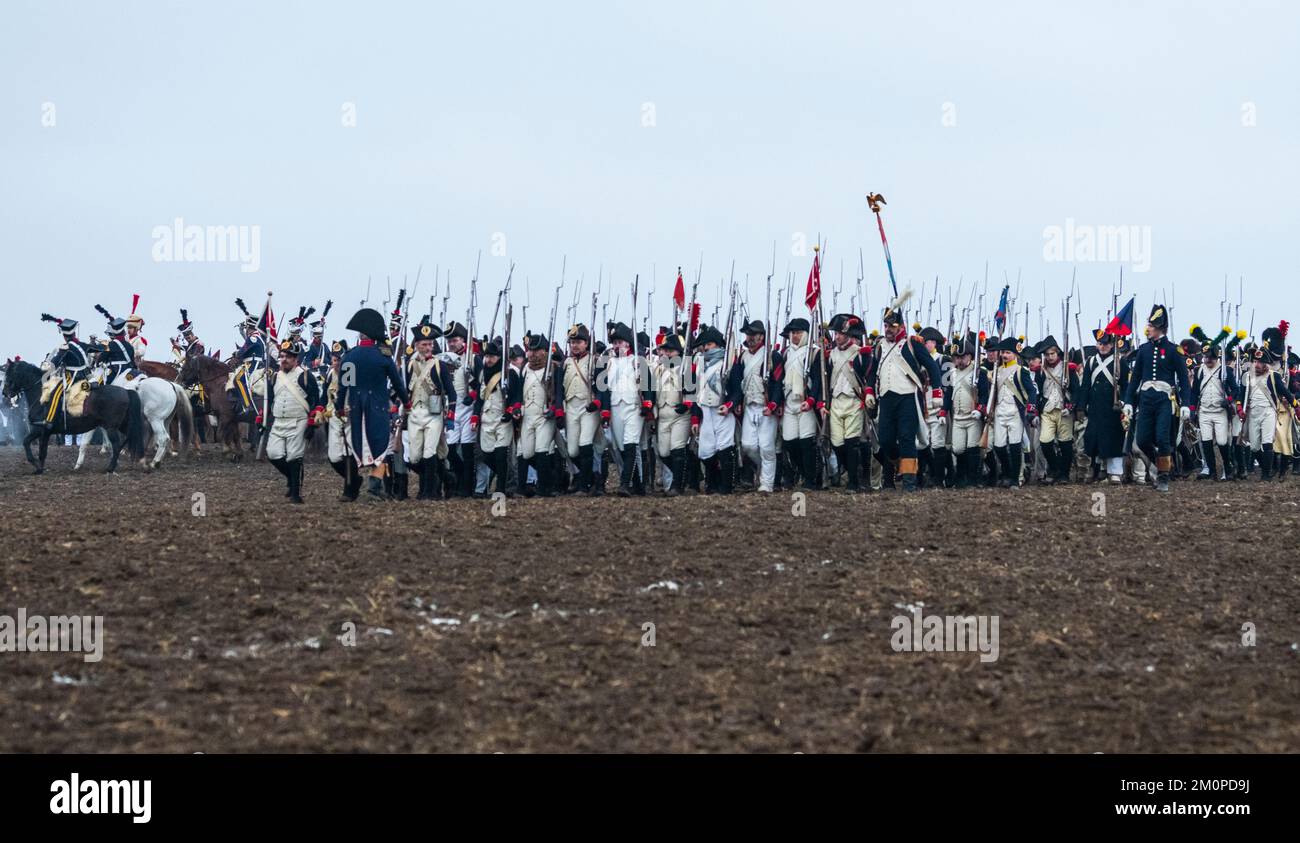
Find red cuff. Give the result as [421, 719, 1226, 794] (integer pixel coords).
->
[683, 400, 693, 409]
[931, 389, 943, 399]
[592, 398, 602, 409]
[766, 401, 777, 413]
[600, 410, 610, 420]
[816, 401, 826, 411]
[470, 415, 480, 426]
[864, 387, 876, 397]
[801, 398, 814, 411]
[641, 400, 653, 410]
[553, 406, 565, 419]
[721, 401, 733, 413]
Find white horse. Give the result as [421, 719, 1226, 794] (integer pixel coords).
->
[73, 367, 193, 469]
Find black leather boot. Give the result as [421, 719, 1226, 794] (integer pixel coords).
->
[1057, 442, 1074, 483]
[718, 447, 736, 494]
[289, 459, 304, 504]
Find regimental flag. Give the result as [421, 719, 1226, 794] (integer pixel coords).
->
[673, 268, 686, 310]
[805, 251, 821, 311]
[258, 301, 278, 341]
[1104, 296, 1136, 337]
[994, 285, 1009, 333]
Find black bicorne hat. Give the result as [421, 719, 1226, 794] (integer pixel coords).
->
[607, 321, 635, 346]
[412, 321, 443, 343]
[1147, 304, 1169, 331]
[330, 339, 349, 355]
[443, 321, 468, 340]
[740, 319, 766, 336]
[567, 323, 591, 342]
[657, 333, 684, 353]
[691, 325, 725, 350]
[346, 308, 387, 341]
[780, 317, 810, 337]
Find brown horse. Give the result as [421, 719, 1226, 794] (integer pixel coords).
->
[178, 355, 253, 460]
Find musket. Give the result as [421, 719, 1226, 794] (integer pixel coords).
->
[254, 290, 273, 460]
[543, 280, 562, 385]
[764, 241, 776, 379]
[488, 262, 515, 338]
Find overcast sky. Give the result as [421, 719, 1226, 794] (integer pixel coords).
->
[3, 0, 1297, 359]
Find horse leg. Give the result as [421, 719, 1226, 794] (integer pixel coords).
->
[98, 427, 110, 455]
[150, 415, 170, 468]
[105, 429, 124, 473]
[75, 433, 90, 470]
[36, 430, 51, 473]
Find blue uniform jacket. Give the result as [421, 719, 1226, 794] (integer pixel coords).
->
[335, 343, 410, 456]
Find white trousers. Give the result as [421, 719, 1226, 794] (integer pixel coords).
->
[407, 406, 445, 461]
[697, 406, 735, 461]
[267, 416, 308, 461]
[740, 405, 778, 491]
[1198, 409, 1230, 447]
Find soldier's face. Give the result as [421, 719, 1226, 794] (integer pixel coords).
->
[415, 339, 434, 357]
[127, 326, 138, 337]
[280, 355, 297, 372]
[788, 330, 806, 346]
[925, 339, 937, 353]
[1044, 349, 1060, 365]
[1097, 341, 1113, 355]
[528, 348, 546, 367]
[449, 337, 466, 354]
[484, 354, 500, 368]
[569, 338, 588, 356]
[1000, 351, 1016, 363]
[745, 333, 764, 350]
[1255, 361, 1269, 375]
[955, 353, 973, 368]
[885, 322, 904, 341]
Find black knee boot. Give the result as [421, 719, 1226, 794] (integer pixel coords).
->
[577, 444, 594, 494]
[1057, 442, 1074, 483]
[1279, 454, 1291, 481]
[340, 460, 362, 501]
[984, 450, 999, 486]
[994, 446, 1012, 487]
[535, 456, 555, 497]
[329, 459, 346, 478]
[517, 456, 533, 496]
[718, 447, 736, 494]
[637, 449, 652, 495]
[1235, 444, 1248, 479]
[289, 459, 304, 503]
[931, 448, 949, 487]
[667, 448, 687, 496]
[1040, 442, 1058, 484]
[1260, 445, 1274, 480]
[1199, 444, 1216, 481]
[843, 444, 861, 491]
[269, 457, 291, 496]
[1009, 445, 1024, 488]
[460, 444, 477, 496]
[617, 445, 638, 496]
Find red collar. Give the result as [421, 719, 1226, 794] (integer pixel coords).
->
[359, 338, 376, 347]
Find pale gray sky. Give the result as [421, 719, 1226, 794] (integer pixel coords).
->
[3, 0, 1297, 358]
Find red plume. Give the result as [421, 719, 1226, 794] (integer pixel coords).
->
[689, 302, 701, 334]
[1280, 320, 1290, 340]
[131, 293, 140, 315]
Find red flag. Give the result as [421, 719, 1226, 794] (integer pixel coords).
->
[673, 268, 685, 310]
[804, 252, 821, 310]
[258, 302, 278, 341]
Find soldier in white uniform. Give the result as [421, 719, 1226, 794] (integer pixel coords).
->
[323, 339, 356, 497]
[265, 338, 323, 503]
[473, 339, 521, 497]
[946, 332, 989, 488]
[518, 333, 560, 496]
[651, 331, 692, 496]
[778, 318, 820, 490]
[560, 324, 604, 495]
[1033, 336, 1080, 484]
[689, 325, 740, 494]
[816, 313, 871, 492]
[1190, 339, 1238, 481]
[918, 326, 951, 486]
[603, 321, 651, 496]
[1239, 346, 1292, 480]
[988, 337, 1039, 488]
[735, 320, 783, 493]
[125, 308, 147, 363]
[441, 322, 479, 497]
[406, 320, 457, 500]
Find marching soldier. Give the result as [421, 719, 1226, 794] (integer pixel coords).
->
[689, 325, 740, 494]
[865, 299, 944, 492]
[442, 322, 479, 497]
[816, 313, 872, 492]
[650, 331, 691, 496]
[518, 333, 560, 497]
[918, 326, 950, 487]
[335, 308, 411, 501]
[560, 324, 605, 495]
[1122, 304, 1192, 492]
[266, 337, 323, 503]
[988, 337, 1039, 488]
[604, 321, 652, 496]
[474, 338, 521, 497]
[947, 332, 990, 488]
[406, 320, 456, 500]
[1188, 330, 1238, 481]
[1034, 335, 1080, 484]
[323, 339, 354, 495]
[1076, 329, 1128, 484]
[1237, 343, 1293, 480]
[735, 319, 784, 493]
[779, 317, 821, 490]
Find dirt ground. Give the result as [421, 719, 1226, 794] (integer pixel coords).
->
[1, 443, 1298, 753]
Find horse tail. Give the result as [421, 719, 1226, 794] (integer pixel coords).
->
[126, 390, 146, 459]
[171, 382, 194, 455]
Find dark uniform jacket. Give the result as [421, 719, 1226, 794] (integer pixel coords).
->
[335, 342, 410, 456]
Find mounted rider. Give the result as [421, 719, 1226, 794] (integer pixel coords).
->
[94, 304, 137, 385]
